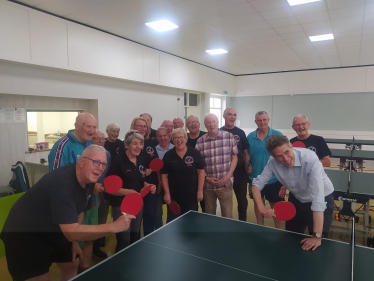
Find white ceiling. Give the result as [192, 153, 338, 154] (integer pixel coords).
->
[12, 0, 374, 75]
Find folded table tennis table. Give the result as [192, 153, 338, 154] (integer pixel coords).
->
[71, 211, 373, 281]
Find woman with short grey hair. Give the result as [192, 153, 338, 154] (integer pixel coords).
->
[104, 122, 123, 161]
[107, 129, 156, 252]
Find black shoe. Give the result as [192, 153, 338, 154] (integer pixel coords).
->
[92, 248, 107, 259]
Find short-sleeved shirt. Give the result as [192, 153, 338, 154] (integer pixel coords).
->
[220, 126, 249, 168]
[156, 143, 175, 160]
[252, 148, 334, 212]
[161, 147, 205, 205]
[247, 127, 283, 184]
[195, 130, 238, 190]
[107, 151, 147, 207]
[48, 129, 92, 171]
[1, 164, 94, 244]
[141, 138, 159, 185]
[187, 131, 206, 148]
[104, 139, 124, 161]
[290, 134, 331, 160]
[149, 128, 157, 140]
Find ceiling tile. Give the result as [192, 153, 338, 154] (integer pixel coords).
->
[330, 16, 363, 27]
[326, 0, 365, 10]
[274, 25, 303, 34]
[259, 7, 293, 21]
[290, 0, 328, 15]
[174, 0, 247, 14]
[296, 11, 330, 24]
[280, 31, 307, 40]
[248, 0, 290, 12]
[328, 5, 364, 19]
[206, 13, 264, 30]
[267, 16, 300, 28]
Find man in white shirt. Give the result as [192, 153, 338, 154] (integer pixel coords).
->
[252, 135, 334, 251]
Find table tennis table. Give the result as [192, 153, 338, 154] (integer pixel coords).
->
[324, 138, 374, 146]
[71, 211, 374, 281]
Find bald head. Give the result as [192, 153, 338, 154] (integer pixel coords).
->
[162, 120, 173, 135]
[92, 130, 105, 147]
[173, 118, 184, 129]
[74, 112, 97, 143]
[204, 113, 219, 136]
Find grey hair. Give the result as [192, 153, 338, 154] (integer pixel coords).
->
[106, 123, 120, 132]
[171, 128, 188, 139]
[223, 107, 236, 115]
[265, 135, 292, 156]
[255, 111, 269, 118]
[292, 114, 309, 125]
[204, 113, 218, 123]
[124, 130, 144, 145]
[81, 144, 106, 158]
[186, 115, 199, 123]
[156, 126, 168, 135]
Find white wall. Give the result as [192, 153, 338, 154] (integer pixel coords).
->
[235, 66, 374, 97]
[0, 0, 235, 96]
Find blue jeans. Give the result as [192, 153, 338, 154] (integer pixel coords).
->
[143, 192, 157, 236]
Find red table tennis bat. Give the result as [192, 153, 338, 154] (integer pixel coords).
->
[169, 201, 180, 215]
[273, 201, 296, 221]
[149, 158, 164, 172]
[292, 141, 306, 148]
[103, 175, 123, 194]
[120, 193, 143, 216]
[140, 184, 152, 198]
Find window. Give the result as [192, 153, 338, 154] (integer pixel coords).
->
[26, 110, 82, 148]
[210, 97, 223, 127]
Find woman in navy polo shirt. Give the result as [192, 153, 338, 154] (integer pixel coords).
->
[107, 130, 156, 252]
[161, 128, 205, 222]
[130, 117, 159, 236]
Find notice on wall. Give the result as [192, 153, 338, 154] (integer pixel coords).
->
[14, 108, 26, 122]
[3, 108, 15, 123]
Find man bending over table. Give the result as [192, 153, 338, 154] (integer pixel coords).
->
[251, 135, 334, 251]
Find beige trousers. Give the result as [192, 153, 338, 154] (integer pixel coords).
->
[203, 186, 233, 218]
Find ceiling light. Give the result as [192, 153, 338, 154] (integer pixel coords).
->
[287, 0, 321, 6]
[309, 34, 334, 42]
[145, 20, 178, 32]
[206, 49, 228, 55]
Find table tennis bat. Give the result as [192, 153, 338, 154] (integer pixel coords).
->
[292, 141, 306, 148]
[149, 158, 164, 172]
[273, 201, 296, 221]
[169, 200, 180, 215]
[103, 175, 123, 194]
[140, 184, 153, 198]
[120, 193, 143, 216]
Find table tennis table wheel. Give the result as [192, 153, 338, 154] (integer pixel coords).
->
[335, 213, 339, 221]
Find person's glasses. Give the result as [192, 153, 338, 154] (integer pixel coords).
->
[92, 137, 105, 141]
[173, 136, 185, 140]
[187, 121, 199, 125]
[135, 125, 147, 129]
[83, 157, 107, 169]
[293, 122, 308, 127]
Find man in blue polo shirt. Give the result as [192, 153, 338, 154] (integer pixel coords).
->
[247, 111, 284, 228]
[48, 112, 97, 169]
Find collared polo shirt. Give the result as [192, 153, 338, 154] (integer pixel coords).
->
[247, 127, 282, 184]
[156, 143, 175, 160]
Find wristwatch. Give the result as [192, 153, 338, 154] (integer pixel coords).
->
[313, 232, 322, 239]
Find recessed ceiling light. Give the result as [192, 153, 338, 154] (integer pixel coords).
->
[309, 33, 334, 42]
[287, 0, 321, 6]
[206, 49, 228, 55]
[145, 20, 178, 32]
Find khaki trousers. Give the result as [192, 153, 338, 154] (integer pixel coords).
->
[203, 186, 233, 218]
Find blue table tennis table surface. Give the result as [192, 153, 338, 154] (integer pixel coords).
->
[71, 211, 374, 281]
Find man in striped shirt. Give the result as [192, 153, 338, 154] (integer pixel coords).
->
[195, 113, 238, 218]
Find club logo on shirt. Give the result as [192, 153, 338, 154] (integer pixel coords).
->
[185, 156, 194, 167]
[308, 146, 317, 153]
[146, 146, 155, 157]
[234, 135, 240, 144]
[139, 165, 146, 177]
[116, 147, 120, 154]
